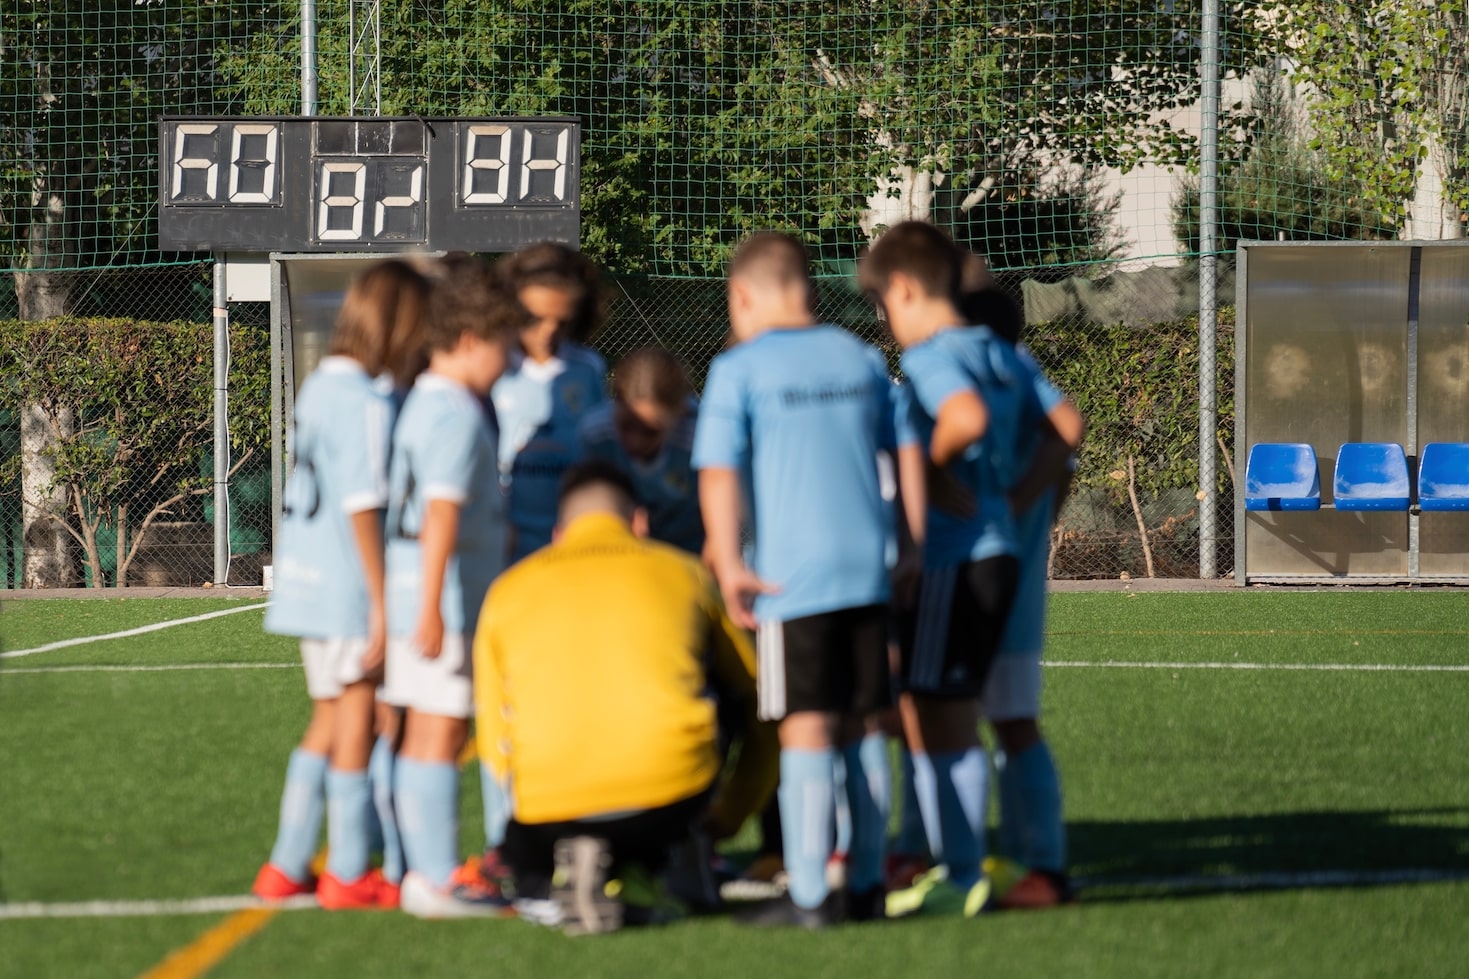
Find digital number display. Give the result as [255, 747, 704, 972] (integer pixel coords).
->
[159, 116, 581, 253]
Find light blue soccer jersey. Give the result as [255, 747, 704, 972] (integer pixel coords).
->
[578, 397, 704, 555]
[266, 357, 393, 639]
[692, 325, 895, 623]
[491, 345, 606, 562]
[899, 326, 1040, 569]
[385, 373, 506, 637]
[999, 346, 1068, 655]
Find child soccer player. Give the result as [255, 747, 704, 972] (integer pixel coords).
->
[958, 254, 1084, 908]
[577, 346, 703, 555]
[492, 242, 608, 564]
[694, 231, 895, 928]
[257, 259, 429, 909]
[859, 221, 1035, 919]
[384, 254, 528, 918]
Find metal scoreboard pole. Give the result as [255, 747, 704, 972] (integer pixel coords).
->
[1198, 0, 1221, 579]
[212, 260, 230, 585]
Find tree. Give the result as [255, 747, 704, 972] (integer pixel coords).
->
[1257, 0, 1469, 238]
[218, 1, 1236, 275]
[0, 318, 270, 588]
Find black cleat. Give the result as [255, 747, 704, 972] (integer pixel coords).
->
[736, 891, 845, 929]
[845, 884, 887, 922]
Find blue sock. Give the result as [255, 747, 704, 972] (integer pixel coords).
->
[834, 755, 853, 858]
[480, 762, 511, 850]
[1003, 742, 1066, 873]
[841, 734, 891, 893]
[994, 749, 1023, 862]
[368, 736, 403, 883]
[325, 769, 372, 882]
[268, 748, 327, 881]
[929, 748, 988, 889]
[895, 746, 929, 858]
[394, 757, 460, 889]
[778, 748, 836, 909]
[910, 752, 944, 862]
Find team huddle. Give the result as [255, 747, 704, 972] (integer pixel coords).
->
[254, 221, 1085, 933]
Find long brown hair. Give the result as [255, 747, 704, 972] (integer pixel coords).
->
[328, 259, 430, 388]
[501, 241, 605, 344]
[612, 346, 691, 412]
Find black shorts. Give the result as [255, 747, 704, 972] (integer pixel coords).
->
[755, 604, 891, 720]
[899, 556, 1019, 698]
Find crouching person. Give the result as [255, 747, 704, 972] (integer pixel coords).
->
[471, 460, 775, 934]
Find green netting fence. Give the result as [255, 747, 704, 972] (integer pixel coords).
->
[2, 1, 1466, 586]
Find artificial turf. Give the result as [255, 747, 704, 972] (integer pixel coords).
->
[2, 591, 1467, 979]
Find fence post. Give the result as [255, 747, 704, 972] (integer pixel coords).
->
[1198, 0, 1221, 579]
[301, 0, 319, 115]
[213, 258, 230, 586]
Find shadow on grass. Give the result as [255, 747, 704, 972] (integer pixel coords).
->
[1068, 807, 1469, 901]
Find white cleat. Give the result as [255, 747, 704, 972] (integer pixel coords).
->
[399, 870, 514, 919]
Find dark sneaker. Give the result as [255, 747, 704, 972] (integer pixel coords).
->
[845, 884, 887, 922]
[664, 831, 721, 913]
[736, 891, 844, 929]
[551, 837, 624, 936]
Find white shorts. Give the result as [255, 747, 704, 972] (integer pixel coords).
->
[383, 633, 474, 719]
[981, 651, 1043, 722]
[301, 637, 375, 700]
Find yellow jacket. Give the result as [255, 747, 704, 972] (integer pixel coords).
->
[473, 512, 775, 826]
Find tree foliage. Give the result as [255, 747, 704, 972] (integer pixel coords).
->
[0, 318, 270, 586]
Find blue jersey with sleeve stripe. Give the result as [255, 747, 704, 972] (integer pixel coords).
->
[385, 373, 506, 637]
[266, 357, 394, 639]
[692, 325, 895, 622]
[490, 346, 606, 562]
[899, 326, 1039, 569]
[577, 397, 704, 555]
[999, 346, 1068, 655]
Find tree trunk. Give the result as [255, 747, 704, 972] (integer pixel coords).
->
[19, 403, 75, 588]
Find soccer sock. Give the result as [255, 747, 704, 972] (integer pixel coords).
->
[267, 748, 327, 882]
[368, 735, 404, 883]
[909, 752, 944, 862]
[841, 734, 892, 894]
[480, 762, 511, 850]
[393, 757, 460, 890]
[929, 747, 988, 890]
[833, 755, 852, 858]
[895, 745, 930, 858]
[325, 768, 372, 883]
[778, 748, 837, 910]
[1006, 741, 1066, 873]
[994, 749, 1024, 862]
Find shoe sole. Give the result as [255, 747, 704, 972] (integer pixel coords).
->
[552, 837, 622, 936]
[399, 873, 511, 920]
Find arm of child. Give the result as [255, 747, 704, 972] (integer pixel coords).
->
[930, 389, 989, 466]
[347, 509, 388, 674]
[698, 467, 775, 630]
[1008, 398, 1085, 515]
[414, 498, 461, 659]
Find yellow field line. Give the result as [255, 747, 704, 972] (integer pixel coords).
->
[135, 907, 277, 979]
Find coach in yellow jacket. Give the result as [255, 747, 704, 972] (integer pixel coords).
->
[473, 460, 775, 903]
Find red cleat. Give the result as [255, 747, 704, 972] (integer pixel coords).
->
[318, 868, 397, 910]
[253, 863, 316, 901]
[994, 871, 1075, 910]
[884, 854, 930, 891]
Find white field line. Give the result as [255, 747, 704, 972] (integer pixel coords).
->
[1047, 660, 1469, 673]
[1, 662, 297, 677]
[7, 868, 1467, 919]
[0, 895, 317, 920]
[0, 604, 268, 660]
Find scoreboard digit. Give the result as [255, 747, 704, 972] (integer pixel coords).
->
[159, 116, 580, 253]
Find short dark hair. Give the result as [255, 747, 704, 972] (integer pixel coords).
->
[960, 288, 1024, 345]
[728, 231, 811, 287]
[424, 254, 528, 354]
[558, 459, 642, 508]
[502, 241, 605, 344]
[857, 221, 962, 301]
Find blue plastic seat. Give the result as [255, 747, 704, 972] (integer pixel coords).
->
[1244, 443, 1321, 511]
[1418, 443, 1469, 511]
[1333, 443, 1410, 511]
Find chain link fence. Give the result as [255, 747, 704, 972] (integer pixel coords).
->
[3, 2, 1465, 587]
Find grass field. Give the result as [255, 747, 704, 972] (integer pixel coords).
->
[3, 591, 1469, 979]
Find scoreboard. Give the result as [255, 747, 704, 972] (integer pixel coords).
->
[159, 116, 580, 252]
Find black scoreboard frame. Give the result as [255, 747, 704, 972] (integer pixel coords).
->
[159, 115, 581, 253]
